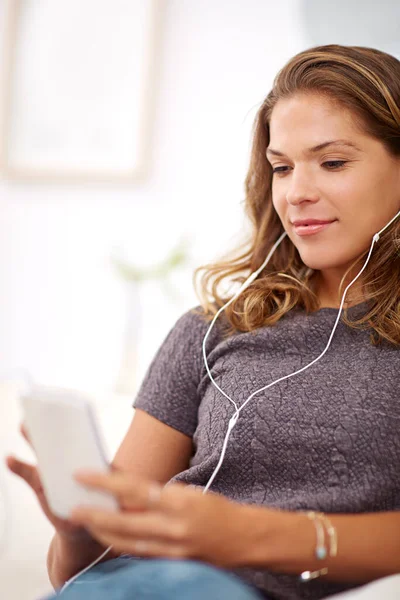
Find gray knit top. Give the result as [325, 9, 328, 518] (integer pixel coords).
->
[133, 302, 400, 600]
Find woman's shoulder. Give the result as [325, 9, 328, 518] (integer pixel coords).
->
[172, 304, 209, 333]
[168, 304, 229, 350]
[173, 304, 223, 331]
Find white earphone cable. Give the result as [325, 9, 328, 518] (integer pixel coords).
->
[201, 212, 400, 494]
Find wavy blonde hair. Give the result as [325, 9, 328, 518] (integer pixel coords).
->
[194, 44, 400, 345]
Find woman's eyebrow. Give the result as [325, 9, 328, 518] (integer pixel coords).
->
[266, 139, 363, 157]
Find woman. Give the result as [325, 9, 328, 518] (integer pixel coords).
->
[7, 44, 400, 600]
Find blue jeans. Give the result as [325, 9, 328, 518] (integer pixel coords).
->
[42, 555, 268, 599]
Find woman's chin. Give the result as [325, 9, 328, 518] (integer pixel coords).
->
[297, 258, 331, 271]
[297, 253, 349, 272]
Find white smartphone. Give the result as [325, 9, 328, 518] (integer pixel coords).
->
[20, 384, 118, 520]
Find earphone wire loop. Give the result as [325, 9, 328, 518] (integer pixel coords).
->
[202, 211, 400, 495]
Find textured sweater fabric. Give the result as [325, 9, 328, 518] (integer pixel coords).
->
[133, 302, 400, 600]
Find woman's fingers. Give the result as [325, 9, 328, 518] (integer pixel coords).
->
[5, 455, 43, 494]
[19, 423, 32, 446]
[69, 507, 186, 558]
[6, 455, 33, 480]
[73, 471, 161, 510]
[74, 471, 196, 518]
[83, 528, 185, 559]
[69, 507, 184, 543]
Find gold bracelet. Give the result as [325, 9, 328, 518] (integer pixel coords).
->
[300, 567, 328, 581]
[299, 511, 329, 582]
[318, 513, 338, 558]
[307, 511, 328, 560]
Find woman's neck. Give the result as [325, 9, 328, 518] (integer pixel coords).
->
[312, 271, 365, 309]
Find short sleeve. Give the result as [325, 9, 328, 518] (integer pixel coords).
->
[133, 307, 210, 438]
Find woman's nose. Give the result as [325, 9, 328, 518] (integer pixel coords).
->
[285, 168, 319, 206]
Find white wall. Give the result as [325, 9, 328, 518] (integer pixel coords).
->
[0, 0, 306, 395]
[0, 2, 306, 595]
[1, 1, 398, 599]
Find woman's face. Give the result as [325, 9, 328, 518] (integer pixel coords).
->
[267, 93, 400, 278]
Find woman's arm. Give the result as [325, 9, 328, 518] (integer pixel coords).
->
[47, 531, 120, 590]
[47, 409, 193, 589]
[66, 468, 400, 585]
[242, 506, 400, 583]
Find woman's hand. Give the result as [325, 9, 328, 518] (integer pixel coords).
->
[69, 470, 255, 568]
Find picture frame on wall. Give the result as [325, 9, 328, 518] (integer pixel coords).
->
[0, 0, 161, 183]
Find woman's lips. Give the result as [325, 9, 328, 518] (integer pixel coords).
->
[293, 221, 336, 236]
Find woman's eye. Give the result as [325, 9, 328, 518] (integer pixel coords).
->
[272, 166, 289, 174]
[323, 160, 347, 169]
[271, 160, 347, 175]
